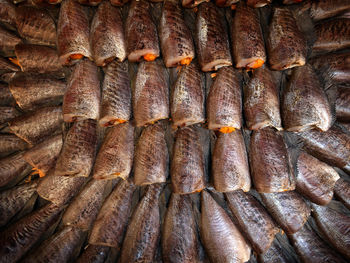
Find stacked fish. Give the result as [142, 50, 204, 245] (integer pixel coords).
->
[0, 0, 350, 262]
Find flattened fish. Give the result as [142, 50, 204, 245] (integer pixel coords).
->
[212, 131, 251, 192]
[267, 7, 307, 70]
[0, 56, 19, 75]
[257, 238, 294, 263]
[77, 245, 111, 263]
[134, 123, 168, 185]
[160, 0, 195, 67]
[226, 190, 279, 254]
[8, 106, 63, 145]
[111, 0, 130, 6]
[232, 2, 266, 69]
[0, 82, 15, 106]
[171, 126, 205, 194]
[207, 66, 242, 132]
[99, 60, 131, 127]
[336, 86, 350, 122]
[0, 0, 16, 30]
[0, 25, 21, 57]
[260, 191, 310, 234]
[201, 190, 251, 263]
[90, 1, 126, 66]
[133, 60, 169, 127]
[182, 0, 209, 8]
[120, 184, 163, 263]
[308, 0, 350, 21]
[15, 6, 56, 47]
[196, 2, 232, 72]
[0, 151, 30, 188]
[55, 119, 97, 177]
[63, 59, 100, 122]
[171, 62, 204, 127]
[0, 134, 28, 157]
[244, 67, 282, 130]
[247, 0, 271, 8]
[93, 122, 134, 180]
[334, 178, 350, 210]
[57, 0, 91, 65]
[0, 106, 20, 125]
[125, 0, 160, 62]
[89, 180, 136, 248]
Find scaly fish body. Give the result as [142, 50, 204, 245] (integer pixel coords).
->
[334, 178, 350, 210]
[309, 0, 350, 21]
[0, 106, 20, 125]
[77, 245, 111, 263]
[257, 239, 294, 263]
[0, 25, 21, 57]
[0, 134, 28, 157]
[247, 0, 271, 8]
[336, 86, 350, 122]
[0, 151, 31, 187]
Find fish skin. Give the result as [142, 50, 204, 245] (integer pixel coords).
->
[249, 128, 295, 193]
[0, 25, 21, 57]
[171, 126, 206, 194]
[99, 60, 131, 127]
[232, 2, 266, 68]
[57, 0, 92, 66]
[207, 66, 242, 130]
[120, 184, 163, 263]
[0, 56, 19, 75]
[134, 123, 168, 186]
[267, 7, 307, 70]
[159, 0, 195, 68]
[90, 1, 126, 66]
[78, 0, 102, 6]
[334, 178, 350, 210]
[133, 60, 169, 127]
[257, 239, 294, 263]
[125, 0, 160, 62]
[214, 0, 239, 7]
[55, 119, 97, 177]
[110, 0, 130, 6]
[182, 0, 209, 8]
[226, 190, 279, 254]
[0, 180, 37, 227]
[243, 67, 282, 130]
[200, 190, 251, 263]
[0, 106, 20, 125]
[162, 194, 200, 263]
[8, 106, 63, 145]
[308, 0, 350, 21]
[212, 131, 251, 193]
[336, 86, 350, 122]
[260, 191, 310, 234]
[195, 2, 232, 72]
[246, 0, 271, 8]
[0, 83, 15, 106]
[0, 134, 28, 157]
[63, 59, 100, 122]
[0, 203, 63, 263]
[0, 72, 16, 83]
[89, 179, 136, 248]
[93, 122, 134, 180]
[0, 0, 16, 30]
[15, 6, 56, 47]
[77, 245, 111, 263]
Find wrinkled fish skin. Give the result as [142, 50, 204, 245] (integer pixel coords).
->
[0, 0, 16, 30]
[267, 7, 307, 70]
[0, 106, 20, 125]
[77, 245, 110, 263]
[212, 131, 251, 192]
[201, 191, 251, 263]
[336, 86, 350, 122]
[63, 59, 100, 122]
[0, 26, 21, 57]
[93, 122, 134, 180]
[120, 184, 163, 263]
[250, 128, 295, 193]
[226, 190, 278, 254]
[334, 178, 350, 210]
[55, 119, 97, 177]
[0, 56, 19, 75]
[99, 60, 131, 127]
[196, 2, 232, 72]
[171, 126, 205, 194]
[125, 0, 160, 62]
[247, 0, 271, 8]
[0, 134, 28, 157]
[207, 66, 242, 131]
[244, 67, 282, 130]
[182, 0, 209, 8]
[257, 239, 293, 263]
[308, 0, 350, 21]
[90, 1, 126, 66]
[171, 62, 204, 128]
[89, 180, 136, 248]
[260, 191, 310, 234]
[133, 60, 169, 127]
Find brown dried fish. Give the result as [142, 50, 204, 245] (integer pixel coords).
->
[0, 56, 19, 75]
[247, 0, 271, 8]
[77, 245, 111, 263]
[334, 178, 350, 210]
[257, 238, 294, 263]
[111, 0, 130, 6]
[0, 25, 21, 57]
[307, 0, 350, 21]
[0, 82, 15, 106]
[78, 0, 102, 5]
[0, 0, 16, 30]
[336, 86, 350, 122]
[182, 0, 209, 8]
[214, 0, 238, 7]
[283, 0, 304, 4]
[0, 134, 28, 157]
[0, 106, 20, 125]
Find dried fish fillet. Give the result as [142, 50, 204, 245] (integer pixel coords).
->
[247, 0, 271, 8]
[336, 86, 350, 122]
[308, 0, 350, 21]
[0, 106, 20, 125]
[334, 178, 350, 210]
[0, 25, 21, 57]
[0, 134, 28, 157]
[0, 56, 19, 75]
[0, 0, 16, 30]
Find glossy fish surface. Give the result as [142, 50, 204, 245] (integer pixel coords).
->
[0, 134, 28, 157]
[334, 178, 350, 210]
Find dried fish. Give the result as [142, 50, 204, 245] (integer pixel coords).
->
[307, 0, 350, 21]
[110, 0, 130, 6]
[334, 178, 350, 210]
[0, 0, 16, 30]
[247, 0, 271, 8]
[78, 0, 102, 5]
[0, 134, 28, 157]
[0, 106, 20, 125]
[77, 245, 111, 263]
[0, 25, 21, 57]
[336, 86, 350, 122]
[182, 0, 209, 8]
[0, 56, 19, 75]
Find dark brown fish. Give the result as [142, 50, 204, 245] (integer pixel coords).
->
[260, 191, 310, 234]
[0, 203, 62, 263]
[171, 126, 205, 194]
[267, 7, 307, 70]
[232, 2, 266, 69]
[99, 60, 131, 127]
[89, 179, 136, 248]
[77, 245, 111, 263]
[336, 86, 350, 122]
[8, 106, 63, 145]
[201, 190, 251, 263]
[247, 0, 271, 7]
[207, 67, 242, 132]
[90, 1, 126, 66]
[334, 178, 350, 210]
[182, 0, 209, 8]
[212, 131, 251, 192]
[0, 56, 19, 75]
[0, 134, 28, 157]
[226, 190, 279, 254]
[63, 59, 100, 122]
[111, 0, 130, 6]
[57, 0, 92, 65]
[125, 0, 160, 62]
[0, 0, 16, 30]
[257, 238, 294, 263]
[0, 82, 15, 105]
[120, 184, 163, 263]
[0, 72, 16, 84]
[196, 2, 232, 72]
[55, 119, 97, 177]
[0, 25, 21, 57]
[15, 6, 56, 47]
[244, 67, 282, 130]
[283, 0, 304, 4]
[171, 62, 204, 127]
[0, 106, 20, 125]
[160, 0, 195, 67]
[307, 0, 350, 21]
[78, 0, 102, 5]
[133, 60, 169, 127]
[93, 122, 134, 180]
[134, 123, 168, 185]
